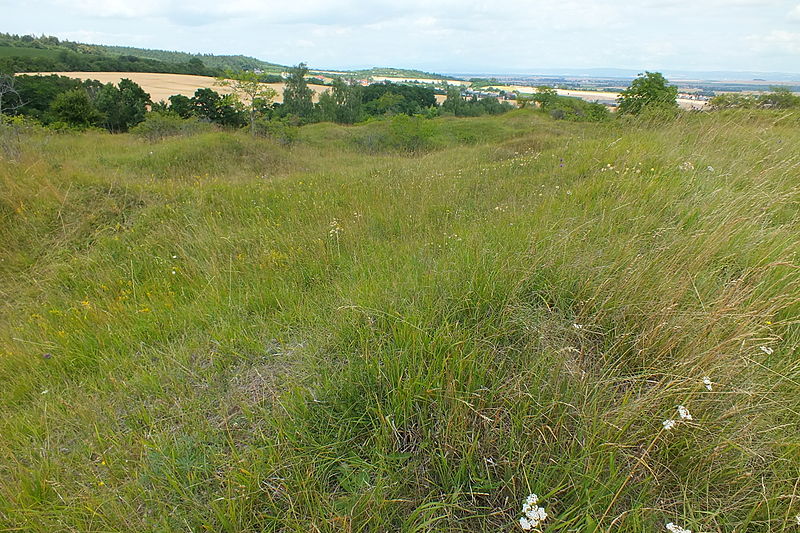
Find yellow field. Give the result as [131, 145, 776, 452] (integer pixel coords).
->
[30, 72, 329, 104]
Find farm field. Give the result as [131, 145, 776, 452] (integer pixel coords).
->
[1, 109, 799, 532]
[22, 71, 708, 109]
[29, 72, 331, 104]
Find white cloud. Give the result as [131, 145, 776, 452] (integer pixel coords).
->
[747, 30, 800, 54]
[5, 0, 800, 73]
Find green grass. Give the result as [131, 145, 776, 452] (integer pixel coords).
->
[1, 109, 798, 532]
[0, 45, 61, 60]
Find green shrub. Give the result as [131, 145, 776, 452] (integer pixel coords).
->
[130, 112, 212, 141]
[253, 117, 300, 146]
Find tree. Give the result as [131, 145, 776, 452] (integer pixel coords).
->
[0, 73, 23, 116]
[49, 89, 102, 127]
[187, 57, 206, 76]
[330, 77, 362, 123]
[191, 88, 243, 127]
[514, 91, 534, 109]
[441, 85, 466, 115]
[192, 88, 223, 121]
[282, 63, 314, 120]
[168, 94, 194, 118]
[94, 78, 150, 132]
[759, 86, 800, 109]
[532, 86, 557, 109]
[617, 71, 677, 115]
[216, 69, 277, 133]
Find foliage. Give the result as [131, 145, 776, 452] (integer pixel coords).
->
[0, 33, 224, 76]
[48, 88, 102, 128]
[354, 114, 437, 152]
[168, 94, 194, 118]
[94, 79, 151, 132]
[363, 82, 437, 115]
[190, 88, 244, 127]
[542, 95, 610, 122]
[129, 112, 212, 141]
[442, 86, 515, 117]
[531, 86, 557, 109]
[317, 77, 363, 124]
[9, 74, 102, 121]
[0, 73, 22, 116]
[710, 87, 800, 110]
[469, 77, 500, 89]
[617, 71, 678, 115]
[216, 70, 278, 133]
[253, 116, 300, 145]
[282, 63, 315, 121]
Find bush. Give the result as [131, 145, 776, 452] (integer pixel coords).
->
[0, 114, 39, 159]
[353, 115, 437, 153]
[544, 96, 610, 122]
[130, 112, 212, 141]
[253, 117, 299, 146]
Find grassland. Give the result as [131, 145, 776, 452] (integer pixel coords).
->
[0, 46, 62, 60]
[0, 109, 798, 532]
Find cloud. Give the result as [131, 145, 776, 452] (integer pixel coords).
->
[790, 3, 800, 20]
[747, 30, 800, 54]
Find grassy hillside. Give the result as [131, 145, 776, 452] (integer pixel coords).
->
[0, 110, 798, 532]
[92, 45, 285, 73]
[0, 46, 62, 60]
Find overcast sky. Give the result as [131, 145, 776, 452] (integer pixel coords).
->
[3, 0, 800, 75]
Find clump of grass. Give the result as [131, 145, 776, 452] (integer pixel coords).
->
[0, 109, 798, 531]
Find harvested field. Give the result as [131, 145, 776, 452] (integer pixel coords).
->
[29, 72, 329, 104]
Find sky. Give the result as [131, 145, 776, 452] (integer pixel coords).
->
[2, 0, 800, 75]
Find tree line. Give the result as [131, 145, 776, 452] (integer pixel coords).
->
[0, 64, 518, 135]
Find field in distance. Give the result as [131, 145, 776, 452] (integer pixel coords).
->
[28, 71, 333, 104]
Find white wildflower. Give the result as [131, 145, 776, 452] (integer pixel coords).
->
[328, 219, 342, 237]
[572, 323, 584, 330]
[663, 419, 677, 430]
[519, 494, 547, 530]
[706, 165, 714, 172]
[795, 514, 800, 526]
[678, 161, 695, 171]
[666, 522, 692, 533]
[702, 376, 712, 391]
[760, 346, 774, 355]
[677, 405, 693, 421]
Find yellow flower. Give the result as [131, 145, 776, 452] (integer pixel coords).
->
[81, 300, 91, 309]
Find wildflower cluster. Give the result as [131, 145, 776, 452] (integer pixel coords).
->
[678, 161, 694, 171]
[519, 493, 547, 531]
[702, 376, 713, 391]
[663, 405, 693, 431]
[666, 522, 692, 533]
[328, 219, 342, 238]
[599, 162, 646, 175]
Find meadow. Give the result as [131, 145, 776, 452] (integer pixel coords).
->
[0, 109, 798, 532]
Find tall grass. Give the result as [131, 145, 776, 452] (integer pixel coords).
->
[0, 109, 798, 532]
